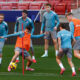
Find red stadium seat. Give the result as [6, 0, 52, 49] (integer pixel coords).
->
[0, 0, 6, 2]
[62, 0, 71, 12]
[49, 0, 60, 10]
[29, 3, 41, 10]
[23, 0, 34, 2]
[34, 0, 48, 1]
[18, 3, 29, 10]
[7, 0, 19, 2]
[34, 0, 48, 4]
[1, 3, 12, 10]
[54, 2, 66, 15]
[12, 3, 18, 9]
[0, 4, 2, 9]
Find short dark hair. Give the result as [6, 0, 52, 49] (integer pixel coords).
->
[66, 12, 73, 17]
[59, 23, 66, 29]
[45, 3, 51, 7]
[22, 10, 28, 14]
[26, 25, 32, 32]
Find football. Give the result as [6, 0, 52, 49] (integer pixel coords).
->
[10, 62, 17, 70]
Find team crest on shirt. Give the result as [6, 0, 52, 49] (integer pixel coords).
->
[51, 14, 53, 16]
[26, 21, 29, 24]
[3, 26, 5, 28]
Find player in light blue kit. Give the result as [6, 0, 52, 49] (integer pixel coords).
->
[0, 14, 8, 65]
[40, 4, 60, 57]
[56, 24, 76, 76]
[14, 10, 36, 63]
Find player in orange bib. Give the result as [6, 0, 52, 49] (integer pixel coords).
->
[1, 26, 45, 72]
[66, 13, 80, 63]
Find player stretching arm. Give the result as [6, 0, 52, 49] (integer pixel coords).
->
[1, 26, 45, 72]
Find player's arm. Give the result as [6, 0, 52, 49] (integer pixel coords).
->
[57, 32, 62, 52]
[14, 19, 19, 33]
[31, 34, 45, 38]
[69, 22, 74, 35]
[58, 38, 61, 50]
[72, 38, 76, 47]
[30, 20, 35, 35]
[3, 23, 8, 36]
[5, 23, 8, 35]
[54, 14, 60, 30]
[1, 32, 23, 38]
[71, 33, 76, 47]
[40, 15, 45, 34]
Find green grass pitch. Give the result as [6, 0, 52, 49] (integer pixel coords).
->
[0, 45, 80, 80]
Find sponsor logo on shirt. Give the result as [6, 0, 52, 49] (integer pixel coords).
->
[61, 34, 71, 36]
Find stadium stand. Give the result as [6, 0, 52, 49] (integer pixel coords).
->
[29, 3, 42, 10]
[0, 0, 6, 2]
[1, 3, 12, 10]
[0, 0, 79, 14]
[54, 2, 66, 15]
[7, 0, 19, 2]
[12, 3, 18, 9]
[17, 3, 29, 10]
[22, 0, 34, 2]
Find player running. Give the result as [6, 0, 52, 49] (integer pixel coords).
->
[66, 13, 80, 60]
[56, 24, 76, 76]
[14, 10, 36, 63]
[1, 26, 45, 71]
[0, 14, 8, 65]
[40, 3, 60, 57]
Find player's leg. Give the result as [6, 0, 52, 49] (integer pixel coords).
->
[56, 51, 65, 75]
[74, 50, 80, 59]
[51, 31, 58, 56]
[25, 56, 34, 71]
[30, 39, 36, 63]
[41, 39, 49, 57]
[8, 47, 20, 71]
[23, 50, 34, 71]
[0, 41, 5, 65]
[67, 49, 76, 76]
[73, 39, 80, 59]
[67, 58, 76, 76]
[41, 32, 49, 57]
[16, 56, 19, 63]
[8, 51, 19, 71]
[11, 51, 19, 63]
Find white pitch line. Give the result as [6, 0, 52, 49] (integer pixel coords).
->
[0, 72, 80, 77]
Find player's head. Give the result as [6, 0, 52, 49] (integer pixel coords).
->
[22, 10, 28, 19]
[59, 23, 66, 30]
[66, 12, 73, 21]
[25, 25, 32, 33]
[0, 14, 4, 23]
[45, 4, 52, 12]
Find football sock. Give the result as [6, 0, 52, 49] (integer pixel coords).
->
[56, 50, 58, 56]
[45, 50, 48, 55]
[59, 63, 65, 69]
[16, 57, 19, 60]
[0, 58, 2, 64]
[72, 67, 75, 73]
[32, 56, 35, 59]
[26, 66, 29, 69]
